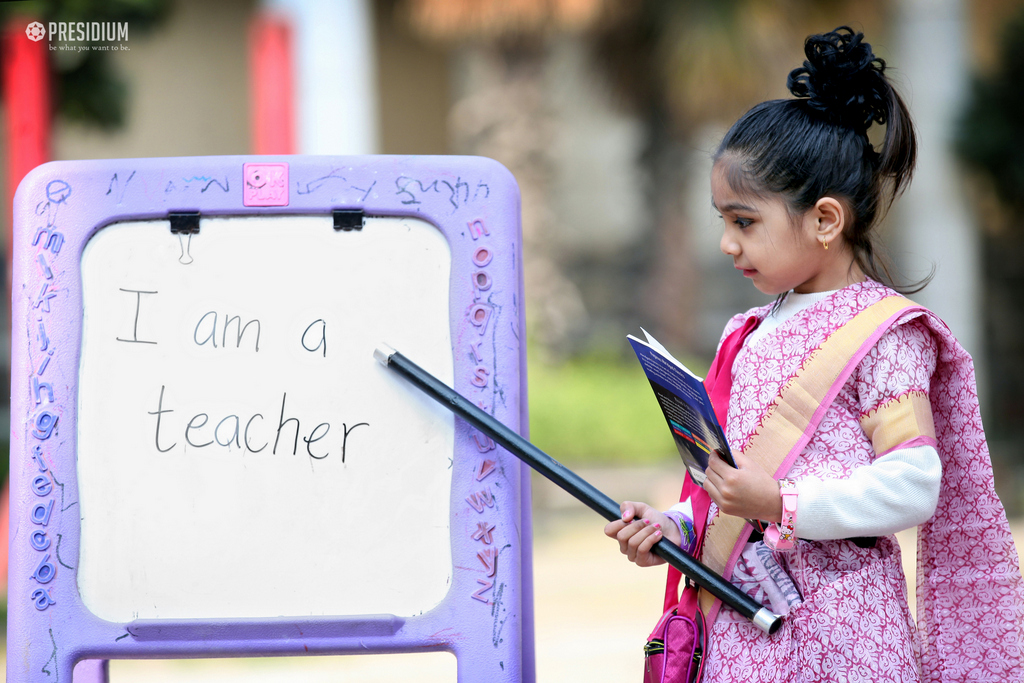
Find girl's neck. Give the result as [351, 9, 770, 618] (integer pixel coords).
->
[793, 257, 865, 294]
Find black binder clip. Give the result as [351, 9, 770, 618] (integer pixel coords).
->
[169, 211, 201, 235]
[333, 209, 364, 232]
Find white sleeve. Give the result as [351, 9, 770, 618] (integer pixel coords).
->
[668, 498, 693, 521]
[793, 444, 941, 540]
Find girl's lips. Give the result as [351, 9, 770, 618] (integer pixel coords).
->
[736, 267, 757, 277]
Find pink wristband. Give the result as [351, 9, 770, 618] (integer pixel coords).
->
[763, 478, 798, 552]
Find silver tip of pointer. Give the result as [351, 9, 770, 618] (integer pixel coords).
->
[752, 607, 782, 634]
[374, 344, 397, 366]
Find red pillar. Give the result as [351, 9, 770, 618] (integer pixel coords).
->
[2, 16, 52, 592]
[248, 12, 296, 155]
[4, 17, 51, 245]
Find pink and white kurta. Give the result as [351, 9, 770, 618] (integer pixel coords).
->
[698, 280, 1024, 682]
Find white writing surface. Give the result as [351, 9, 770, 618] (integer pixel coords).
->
[76, 215, 454, 621]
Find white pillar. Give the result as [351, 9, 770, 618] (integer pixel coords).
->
[894, 0, 981, 364]
[268, 0, 379, 154]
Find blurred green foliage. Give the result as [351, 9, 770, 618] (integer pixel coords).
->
[1, 0, 170, 129]
[527, 349, 710, 466]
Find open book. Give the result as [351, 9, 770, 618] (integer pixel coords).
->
[628, 329, 736, 485]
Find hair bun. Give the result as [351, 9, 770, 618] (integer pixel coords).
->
[787, 26, 889, 132]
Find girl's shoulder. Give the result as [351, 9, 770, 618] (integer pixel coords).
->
[719, 302, 773, 345]
[828, 278, 902, 314]
[826, 280, 941, 378]
[855, 315, 939, 410]
[818, 280, 945, 344]
[832, 280, 962, 364]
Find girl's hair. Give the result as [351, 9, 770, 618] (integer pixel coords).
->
[715, 26, 927, 294]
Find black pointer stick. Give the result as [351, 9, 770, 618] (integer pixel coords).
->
[375, 345, 782, 635]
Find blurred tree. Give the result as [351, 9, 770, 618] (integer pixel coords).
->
[396, 0, 891, 357]
[396, 0, 608, 356]
[1, 0, 171, 129]
[955, 7, 1024, 498]
[956, 8, 1024, 221]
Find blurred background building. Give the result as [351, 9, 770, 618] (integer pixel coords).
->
[2, 0, 1024, 569]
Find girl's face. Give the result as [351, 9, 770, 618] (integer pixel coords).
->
[711, 161, 859, 295]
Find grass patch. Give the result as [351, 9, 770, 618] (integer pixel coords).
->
[527, 350, 710, 466]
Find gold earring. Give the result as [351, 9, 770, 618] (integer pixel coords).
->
[823, 239, 829, 250]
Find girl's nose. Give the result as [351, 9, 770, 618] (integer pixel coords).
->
[720, 231, 740, 256]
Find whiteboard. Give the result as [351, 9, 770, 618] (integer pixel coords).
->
[76, 215, 455, 621]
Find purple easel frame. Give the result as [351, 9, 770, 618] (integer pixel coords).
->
[8, 155, 534, 682]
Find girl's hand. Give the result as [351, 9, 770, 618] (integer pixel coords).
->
[703, 450, 783, 522]
[603, 501, 681, 567]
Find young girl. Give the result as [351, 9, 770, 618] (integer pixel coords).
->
[605, 27, 1024, 682]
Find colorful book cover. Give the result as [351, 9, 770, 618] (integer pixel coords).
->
[628, 329, 735, 485]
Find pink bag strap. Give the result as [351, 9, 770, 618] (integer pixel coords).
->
[663, 316, 759, 611]
[704, 316, 758, 427]
[662, 473, 710, 611]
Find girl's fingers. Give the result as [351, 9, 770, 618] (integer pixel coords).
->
[703, 463, 724, 493]
[607, 502, 667, 566]
[616, 518, 650, 556]
[706, 451, 729, 479]
[619, 501, 648, 524]
[705, 453, 736, 494]
[635, 523, 663, 556]
[702, 474, 722, 506]
[628, 524, 663, 564]
[615, 517, 644, 543]
[604, 519, 627, 538]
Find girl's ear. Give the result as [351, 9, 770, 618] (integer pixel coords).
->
[811, 196, 846, 246]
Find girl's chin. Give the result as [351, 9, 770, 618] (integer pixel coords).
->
[750, 280, 787, 296]
[737, 270, 788, 295]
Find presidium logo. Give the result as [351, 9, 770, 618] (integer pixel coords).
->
[25, 22, 46, 41]
[25, 21, 130, 51]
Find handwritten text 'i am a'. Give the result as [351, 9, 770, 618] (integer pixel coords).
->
[117, 288, 369, 462]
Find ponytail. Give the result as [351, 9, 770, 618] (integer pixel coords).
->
[876, 77, 916, 208]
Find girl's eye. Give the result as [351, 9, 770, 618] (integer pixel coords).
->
[716, 213, 753, 229]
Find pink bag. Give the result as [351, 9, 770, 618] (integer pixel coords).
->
[644, 471, 711, 683]
[643, 581, 707, 683]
